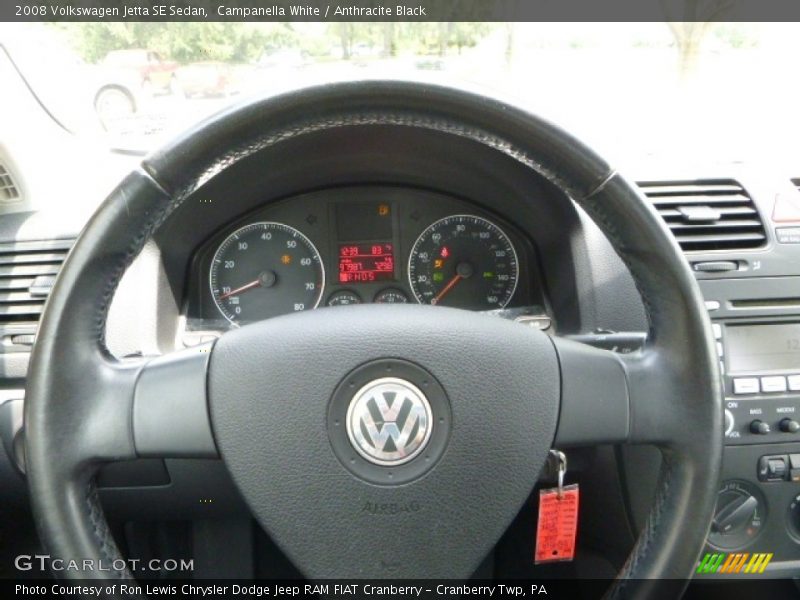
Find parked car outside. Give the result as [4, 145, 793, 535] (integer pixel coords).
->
[93, 49, 180, 129]
[175, 61, 238, 98]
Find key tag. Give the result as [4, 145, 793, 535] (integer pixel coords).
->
[535, 449, 579, 564]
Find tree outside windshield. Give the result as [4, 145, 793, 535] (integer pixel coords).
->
[3, 21, 799, 165]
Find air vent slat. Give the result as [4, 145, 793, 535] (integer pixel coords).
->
[0, 278, 36, 291]
[0, 264, 62, 277]
[666, 220, 765, 230]
[649, 195, 750, 206]
[658, 206, 756, 218]
[0, 252, 69, 266]
[0, 303, 44, 316]
[673, 232, 766, 244]
[0, 164, 21, 203]
[638, 179, 766, 252]
[0, 239, 74, 329]
[639, 183, 744, 195]
[0, 292, 48, 304]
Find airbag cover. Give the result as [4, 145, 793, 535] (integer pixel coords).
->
[208, 304, 559, 578]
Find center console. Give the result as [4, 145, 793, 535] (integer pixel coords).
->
[617, 175, 800, 578]
[699, 275, 800, 576]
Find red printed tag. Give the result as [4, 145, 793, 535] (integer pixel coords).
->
[534, 484, 579, 564]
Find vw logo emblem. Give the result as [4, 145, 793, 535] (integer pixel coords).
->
[346, 377, 433, 466]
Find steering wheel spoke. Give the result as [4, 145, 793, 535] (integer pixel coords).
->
[552, 335, 713, 450]
[54, 342, 218, 468]
[130, 343, 217, 459]
[552, 336, 631, 446]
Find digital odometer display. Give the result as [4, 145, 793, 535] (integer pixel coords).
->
[408, 214, 519, 310]
[338, 243, 395, 283]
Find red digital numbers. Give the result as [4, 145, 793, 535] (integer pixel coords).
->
[338, 243, 394, 283]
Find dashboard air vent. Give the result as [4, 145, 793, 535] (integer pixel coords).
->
[0, 164, 20, 203]
[0, 240, 73, 349]
[637, 180, 766, 252]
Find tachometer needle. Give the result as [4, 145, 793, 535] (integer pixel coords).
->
[431, 274, 462, 305]
[218, 279, 262, 301]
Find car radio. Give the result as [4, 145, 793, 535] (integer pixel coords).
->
[716, 320, 800, 444]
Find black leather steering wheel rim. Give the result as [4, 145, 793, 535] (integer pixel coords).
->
[25, 81, 723, 598]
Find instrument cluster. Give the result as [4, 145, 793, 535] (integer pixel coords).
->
[184, 187, 547, 332]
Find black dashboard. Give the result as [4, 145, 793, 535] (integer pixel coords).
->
[2, 165, 800, 582]
[169, 170, 800, 579]
[183, 186, 550, 337]
[2, 78, 800, 583]
[3, 29, 800, 587]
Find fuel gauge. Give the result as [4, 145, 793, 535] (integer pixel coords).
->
[374, 288, 408, 304]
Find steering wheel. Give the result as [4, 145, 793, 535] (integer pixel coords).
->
[25, 82, 722, 597]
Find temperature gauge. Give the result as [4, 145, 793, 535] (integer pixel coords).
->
[327, 290, 362, 307]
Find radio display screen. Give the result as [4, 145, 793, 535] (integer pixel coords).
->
[726, 323, 800, 372]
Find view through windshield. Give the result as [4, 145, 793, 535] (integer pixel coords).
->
[3, 21, 799, 165]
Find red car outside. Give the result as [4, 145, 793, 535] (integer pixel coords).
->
[101, 48, 179, 94]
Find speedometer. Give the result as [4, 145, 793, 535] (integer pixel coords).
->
[210, 222, 324, 323]
[408, 215, 519, 310]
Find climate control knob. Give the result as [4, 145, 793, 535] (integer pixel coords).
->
[789, 493, 800, 542]
[779, 418, 800, 433]
[750, 420, 770, 435]
[709, 480, 765, 550]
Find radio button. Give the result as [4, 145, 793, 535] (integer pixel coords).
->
[790, 454, 800, 482]
[750, 420, 771, 435]
[780, 418, 800, 433]
[712, 323, 722, 339]
[734, 378, 760, 395]
[761, 376, 788, 393]
[768, 457, 787, 479]
[758, 455, 787, 480]
[789, 375, 800, 392]
[776, 227, 800, 244]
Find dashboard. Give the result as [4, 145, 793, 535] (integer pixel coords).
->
[182, 186, 549, 335]
[4, 61, 800, 582]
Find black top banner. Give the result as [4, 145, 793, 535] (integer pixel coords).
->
[6, 0, 800, 23]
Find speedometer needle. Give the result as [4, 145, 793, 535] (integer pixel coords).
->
[431, 274, 462, 305]
[219, 270, 278, 300]
[218, 279, 262, 300]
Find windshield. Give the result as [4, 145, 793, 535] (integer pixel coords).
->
[3, 21, 800, 167]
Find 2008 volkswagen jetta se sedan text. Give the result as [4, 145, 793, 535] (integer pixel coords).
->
[1, 8, 800, 600]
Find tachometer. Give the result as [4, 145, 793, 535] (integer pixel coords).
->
[210, 222, 324, 323]
[408, 215, 518, 310]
